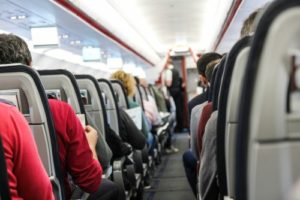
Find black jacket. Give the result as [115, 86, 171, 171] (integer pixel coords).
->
[118, 108, 146, 150]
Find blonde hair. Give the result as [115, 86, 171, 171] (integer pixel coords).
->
[110, 70, 136, 97]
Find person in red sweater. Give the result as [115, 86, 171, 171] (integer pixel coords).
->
[48, 98, 102, 197]
[0, 33, 125, 200]
[0, 102, 54, 200]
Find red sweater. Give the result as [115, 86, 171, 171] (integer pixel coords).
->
[197, 102, 213, 156]
[0, 102, 54, 200]
[48, 99, 102, 198]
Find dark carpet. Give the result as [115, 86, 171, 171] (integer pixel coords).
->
[143, 132, 195, 200]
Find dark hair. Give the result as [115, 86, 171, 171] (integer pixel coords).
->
[240, 9, 260, 37]
[197, 52, 222, 76]
[0, 33, 32, 66]
[206, 59, 220, 82]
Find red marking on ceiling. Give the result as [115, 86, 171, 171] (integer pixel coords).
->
[213, 0, 243, 51]
[53, 0, 154, 66]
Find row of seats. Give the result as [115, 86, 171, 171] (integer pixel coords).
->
[192, 0, 300, 199]
[0, 64, 174, 199]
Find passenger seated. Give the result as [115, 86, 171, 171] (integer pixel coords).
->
[152, 83, 169, 113]
[110, 71, 149, 150]
[183, 58, 220, 197]
[198, 9, 260, 200]
[139, 79, 163, 126]
[188, 53, 222, 119]
[0, 101, 54, 200]
[0, 33, 125, 200]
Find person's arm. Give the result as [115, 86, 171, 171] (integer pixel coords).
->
[84, 125, 99, 161]
[65, 106, 102, 193]
[1, 105, 54, 200]
[164, 69, 173, 87]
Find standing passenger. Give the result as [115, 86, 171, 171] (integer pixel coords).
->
[164, 61, 185, 132]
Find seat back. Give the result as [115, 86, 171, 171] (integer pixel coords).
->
[225, 46, 250, 198]
[38, 69, 84, 115]
[212, 57, 226, 111]
[75, 75, 107, 140]
[98, 79, 121, 136]
[216, 36, 251, 197]
[134, 85, 145, 111]
[139, 85, 148, 101]
[39, 69, 112, 170]
[147, 85, 155, 97]
[0, 65, 64, 200]
[150, 86, 168, 113]
[111, 80, 129, 109]
[235, 1, 300, 199]
[75, 75, 113, 176]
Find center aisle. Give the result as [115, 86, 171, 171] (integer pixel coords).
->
[143, 132, 195, 200]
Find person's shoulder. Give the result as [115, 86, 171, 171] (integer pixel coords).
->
[0, 101, 15, 110]
[189, 92, 208, 105]
[191, 102, 207, 116]
[0, 102, 20, 119]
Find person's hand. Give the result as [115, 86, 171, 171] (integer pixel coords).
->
[85, 125, 98, 149]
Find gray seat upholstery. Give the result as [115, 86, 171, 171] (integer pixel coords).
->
[0, 64, 64, 200]
[38, 69, 112, 171]
[134, 85, 144, 111]
[235, 1, 300, 199]
[111, 80, 129, 110]
[216, 36, 251, 198]
[75, 74, 113, 177]
[98, 79, 121, 136]
[225, 47, 250, 198]
[98, 79, 129, 194]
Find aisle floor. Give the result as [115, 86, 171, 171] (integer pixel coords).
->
[143, 132, 195, 200]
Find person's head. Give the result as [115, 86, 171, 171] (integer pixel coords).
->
[197, 52, 222, 87]
[110, 70, 136, 97]
[205, 59, 221, 85]
[139, 78, 148, 88]
[0, 33, 32, 66]
[240, 9, 261, 37]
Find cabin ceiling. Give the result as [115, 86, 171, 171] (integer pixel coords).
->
[0, 0, 273, 70]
